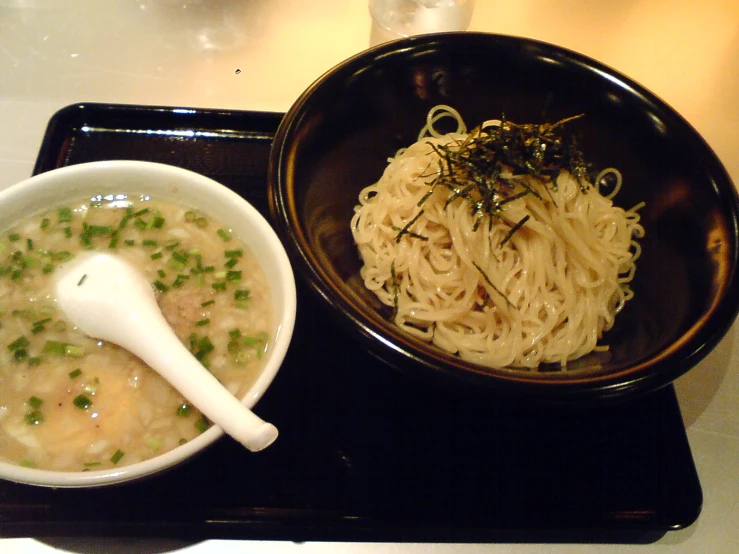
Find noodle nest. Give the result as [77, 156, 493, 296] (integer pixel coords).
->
[350, 107, 644, 369]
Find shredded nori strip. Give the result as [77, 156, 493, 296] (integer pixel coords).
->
[395, 114, 589, 242]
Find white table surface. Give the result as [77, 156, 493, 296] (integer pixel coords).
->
[1, 1, 738, 552]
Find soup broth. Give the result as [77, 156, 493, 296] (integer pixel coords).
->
[0, 195, 272, 471]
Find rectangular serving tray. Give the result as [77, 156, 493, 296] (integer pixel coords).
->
[0, 102, 703, 543]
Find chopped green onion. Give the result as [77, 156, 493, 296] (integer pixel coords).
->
[132, 207, 150, 217]
[108, 230, 120, 249]
[42, 340, 85, 357]
[225, 249, 243, 258]
[142, 239, 158, 248]
[226, 271, 242, 281]
[63, 227, 73, 238]
[217, 228, 232, 241]
[73, 394, 92, 410]
[195, 318, 210, 327]
[84, 224, 113, 236]
[42, 264, 55, 274]
[211, 282, 227, 292]
[69, 368, 82, 379]
[171, 274, 189, 288]
[224, 258, 239, 269]
[176, 404, 192, 417]
[124, 239, 135, 247]
[118, 213, 132, 229]
[153, 280, 169, 293]
[151, 215, 166, 229]
[151, 251, 163, 260]
[163, 239, 180, 250]
[26, 238, 34, 251]
[8, 336, 30, 352]
[8, 232, 21, 242]
[20, 460, 36, 468]
[40, 217, 50, 230]
[194, 418, 210, 433]
[28, 396, 44, 409]
[58, 207, 73, 223]
[234, 289, 250, 301]
[184, 210, 197, 223]
[201, 299, 215, 307]
[27, 357, 42, 366]
[31, 317, 52, 334]
[157, 269, 167, 279]
[110, 449, 125, 464]
[52, 250, 72, 262]
[83, 461, 101, 468]
[24, 409, 43, 425]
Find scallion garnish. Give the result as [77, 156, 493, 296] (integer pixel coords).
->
[7, 336, 30, 352]
[194, 418, 210, 433]
[110, 449, 125, 464]
[28, 396, 44, 409]
[69, 368, 82, 378]
[216, 228, 232, 241]
[150, 215, 166, 229]
[73, 394, 92, 410]
[201, 299, 215, 308]
[176, 404, 191, 417]
[108, 230, 120, 249]
[42, 340, 85, 357]
[153, 280, 169, 293]
[24, 410, 43, 425]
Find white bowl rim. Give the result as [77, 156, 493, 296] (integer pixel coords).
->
[0, 160, 297, 487]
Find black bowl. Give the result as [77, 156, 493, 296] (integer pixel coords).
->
[268, 32, 739, 403]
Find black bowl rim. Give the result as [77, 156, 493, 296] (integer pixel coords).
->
[269, 31, 739, 402]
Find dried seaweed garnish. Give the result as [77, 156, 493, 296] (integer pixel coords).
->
[499, 214, 530, 249]
[472, 261, 512, 307]
[395, 208, 428, 243]
[394, 114, 590, 243]
[390, 261, 399, 318]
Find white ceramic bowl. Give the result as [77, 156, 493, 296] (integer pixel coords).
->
[0, 160, 297, 487]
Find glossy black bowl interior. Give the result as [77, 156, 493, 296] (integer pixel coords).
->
[269, 32, 739, 403]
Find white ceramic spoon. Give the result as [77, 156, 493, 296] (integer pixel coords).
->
[54, 252, 278, 452]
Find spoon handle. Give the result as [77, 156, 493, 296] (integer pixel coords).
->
[125, 317, 278, 452]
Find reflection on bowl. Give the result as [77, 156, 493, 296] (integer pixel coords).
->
[0, 160, 296, 487]
[268, 32, 739, 404]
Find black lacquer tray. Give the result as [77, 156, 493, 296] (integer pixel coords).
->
[0, 103, 702, 543]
